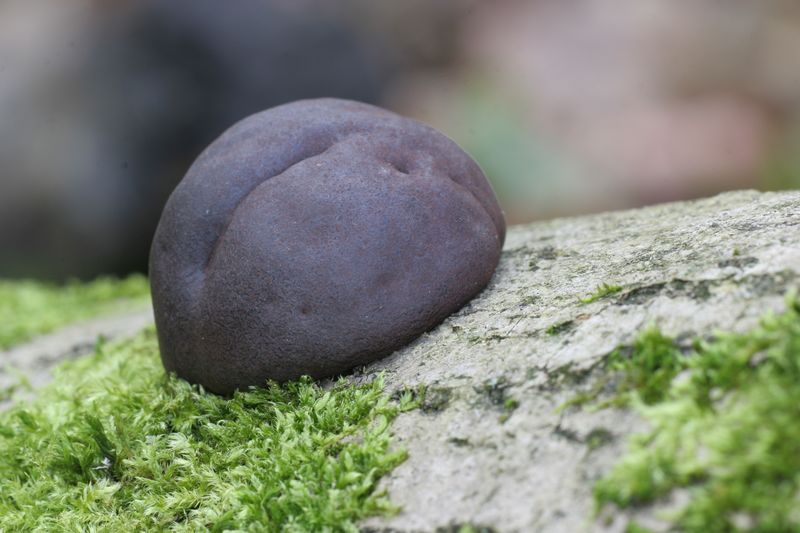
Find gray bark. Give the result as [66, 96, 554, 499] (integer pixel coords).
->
[361, 189, 800, 532]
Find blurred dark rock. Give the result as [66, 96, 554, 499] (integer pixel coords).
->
[0, 0, 391, 279]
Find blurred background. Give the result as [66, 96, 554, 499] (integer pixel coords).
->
[1, 0, 799, 280]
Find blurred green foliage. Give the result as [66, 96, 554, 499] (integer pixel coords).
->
[0, 275, 150, 348]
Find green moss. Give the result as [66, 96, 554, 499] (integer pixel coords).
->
[450, 525, 497, 533]
[503, 397, 520, 410]
[579, 283, 623, 304]
[625, 523, 654, 533]
[0, 275, 150, 348]
[0, 328, 416, 531]
[546, 320, 574, 336]
[592, 294, 800, 532]
[585, 428, 614, 451]
[605, 328, 685, 405]
[499, 397, 519, 424]
[559, 329, 683, 411]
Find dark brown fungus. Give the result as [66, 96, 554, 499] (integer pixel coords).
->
[149, 98, 505, 394]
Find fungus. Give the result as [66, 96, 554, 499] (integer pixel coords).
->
[149, 98, 505, 394]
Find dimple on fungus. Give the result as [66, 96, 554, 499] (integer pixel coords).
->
[150, 98, 505, 394]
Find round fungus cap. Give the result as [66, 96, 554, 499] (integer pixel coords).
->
[150, 98, 505, 394]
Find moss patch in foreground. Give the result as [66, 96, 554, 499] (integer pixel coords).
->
[0, 275, 150, 348]
[0, 328, 416, 531]
[590, 294, 800, 532]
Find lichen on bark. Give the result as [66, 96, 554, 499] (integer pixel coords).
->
[361, 190, 800, 532]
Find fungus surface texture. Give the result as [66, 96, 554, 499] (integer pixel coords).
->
[150, 98, 505, 394]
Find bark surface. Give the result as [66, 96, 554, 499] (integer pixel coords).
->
[361, 190, 799, 532]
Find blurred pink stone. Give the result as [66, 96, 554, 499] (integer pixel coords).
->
[572, 95, 774, 202]
[394, 0, 799, 216]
